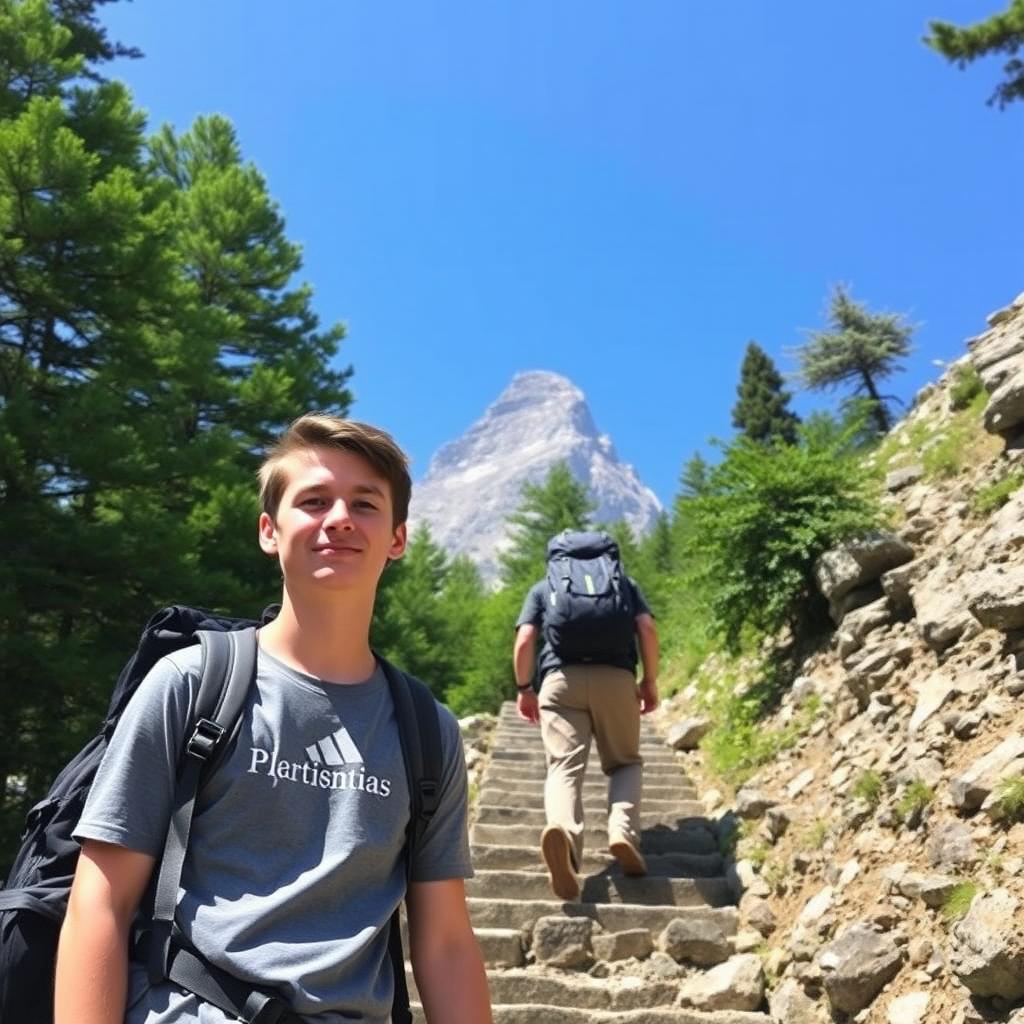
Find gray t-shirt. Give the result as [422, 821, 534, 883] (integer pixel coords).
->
[74, 645, 472, 1024]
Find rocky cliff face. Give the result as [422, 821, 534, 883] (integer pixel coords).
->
[658, 291, 1024, 1023]
[409, 370, 662, 582]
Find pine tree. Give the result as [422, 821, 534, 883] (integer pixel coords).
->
[731, 342, 800, 445]
[498, 462, 595, 587]
[926, 1, 1024, 108]
[678, 453, 711, 500]
[0, 0, 348, 869]
[796, 287, 913, 436]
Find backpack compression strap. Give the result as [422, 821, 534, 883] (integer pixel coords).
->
[381, 660, 443, 1024]
[147, 628, 257, 987]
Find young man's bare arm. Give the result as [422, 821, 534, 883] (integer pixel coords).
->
[635, 612, 659, 713]
[55, 840, 156, 1024]
[407, 878, 492, 1023]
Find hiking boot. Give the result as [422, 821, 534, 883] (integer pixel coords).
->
[609, 836, 647, 876]
[541, 825, 580, 902]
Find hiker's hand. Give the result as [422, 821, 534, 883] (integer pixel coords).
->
[517, 688, 540, 724]
[637, 677, 659, 715]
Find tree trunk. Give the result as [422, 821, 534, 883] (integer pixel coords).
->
[860, 369, 890, 434]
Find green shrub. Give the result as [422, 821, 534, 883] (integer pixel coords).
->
[851, 769, 885, 807]
[949, 364, 984, 411]
[995, 774, 1024, 822]
[971, 471, 1024, 518]
[896, 779, 934, 822]
[942, 881, 979, 923]
[684, 430, 882, 650]
[700, 661, 822, 786]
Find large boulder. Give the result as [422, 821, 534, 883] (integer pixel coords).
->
[911, 559, 975, 652]
[949, 734, 1024, 812]
[965, 565, 1024, 631]
[676, 953, 765, 1012]
[949, 889, 1024, 1001]
[815, 533, 915, 606]
[769, 978, 824, 1024]
[983, 369, 1024, 437]
[531, 916, 593, 968]
[659, 915, 733, 966]
[666, 716, 711, 751]
[820, 923, 903, 1016]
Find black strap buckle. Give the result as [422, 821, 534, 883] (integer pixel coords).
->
[186, 718, 225, 762]
[418, 779, 439, 818]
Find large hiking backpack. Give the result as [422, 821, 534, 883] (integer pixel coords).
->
[0, 605, 441, 1024]
[543, 530, 636, 663]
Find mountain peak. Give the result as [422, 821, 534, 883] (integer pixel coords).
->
[411, 371, 661, 583]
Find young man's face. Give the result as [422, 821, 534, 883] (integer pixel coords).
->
[258, 446, 407, 594]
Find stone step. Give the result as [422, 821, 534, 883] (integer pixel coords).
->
[478, 787, 700, 811]
[475, 804, 709, 828]
[471, 843, 725, 877]
[410, 967, 679, 1011]
[474, 927, 525, 967]
[483, 763, 688, 784]
[415, 1006, 771, 1024]
[490, 748, 678, 765]
[471, 822, 720, 855]
[468, 896, 738, 936]
[475, 778, 692, 802]
[467, 869, 733, 908]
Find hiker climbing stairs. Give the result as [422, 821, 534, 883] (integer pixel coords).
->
[411, 703, 773, 1022]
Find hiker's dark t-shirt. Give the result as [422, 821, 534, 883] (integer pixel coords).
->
[516, 578, 652, 683]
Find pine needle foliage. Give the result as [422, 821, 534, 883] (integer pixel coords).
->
[732, 341, 800, 445]
[796, 287, 913, 436]
[926, 1, 1024, 108]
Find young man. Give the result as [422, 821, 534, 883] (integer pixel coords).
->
[55, 415, 492, 1024]
[513, 543, 659, 903]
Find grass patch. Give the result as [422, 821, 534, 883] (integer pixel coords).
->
[850, 769, 885, 807]
[805, 819, 830, 850]
[870, 389, 995, 483]
[921, 390, 995, 480]
[971, 470, 1024, 518]
[942, 881, 979, 923]
[896, 779, 934, 823]
[949, 364, 984, 411]
[995, 774, 1024, 823]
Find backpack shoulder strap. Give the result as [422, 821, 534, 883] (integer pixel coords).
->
[147, 627, 257, 985]
[381, 659, 442, 876]
[379, 657, 443, 1024]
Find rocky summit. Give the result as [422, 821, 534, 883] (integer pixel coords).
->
[409, 370, 662, 583]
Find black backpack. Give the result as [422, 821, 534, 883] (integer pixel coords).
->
[0, 605, 441, 1024]
[543, 530, 636, 663]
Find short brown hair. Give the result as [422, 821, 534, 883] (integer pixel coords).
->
[259, 414, 411, 528]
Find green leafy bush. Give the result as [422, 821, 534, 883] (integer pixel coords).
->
[949, 363, 984, 411]
[684, 429, 882, 649]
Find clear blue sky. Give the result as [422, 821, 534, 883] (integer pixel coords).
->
[102, 1, 1024, 507]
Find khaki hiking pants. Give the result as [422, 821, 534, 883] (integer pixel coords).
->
[538, 664, 643, 868]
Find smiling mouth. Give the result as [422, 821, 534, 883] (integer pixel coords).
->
[314, 545, 362, 555]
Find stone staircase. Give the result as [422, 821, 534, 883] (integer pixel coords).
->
[411, 702, 772, 1022]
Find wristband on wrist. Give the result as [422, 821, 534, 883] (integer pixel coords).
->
[515, 681, 533, 691]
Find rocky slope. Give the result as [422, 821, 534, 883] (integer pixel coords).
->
[656, 290, 1024, 1023]
[409, 370, 662, 583]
